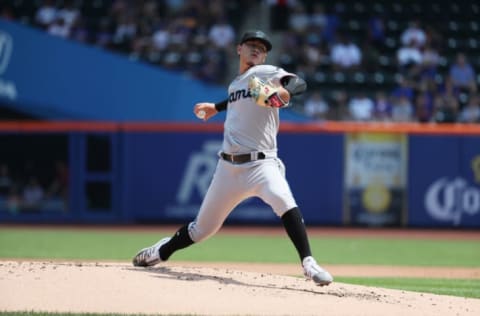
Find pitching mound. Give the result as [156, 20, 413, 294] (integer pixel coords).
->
[1, 261, 479, 316]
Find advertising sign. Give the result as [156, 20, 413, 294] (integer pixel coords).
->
[121, 132, 344, 224]
[344, 133, 408, 226]
[0, 29, 17, 101]
[122, 133, 277, 223]
[408, 136, 480, 227]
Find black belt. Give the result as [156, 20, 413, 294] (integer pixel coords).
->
[220, 152, 266, 164]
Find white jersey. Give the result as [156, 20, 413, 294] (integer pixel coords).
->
[222, 65, 294, 154]
[188, 64, 298, 243]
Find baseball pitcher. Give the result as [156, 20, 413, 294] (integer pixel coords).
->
[133, 30, 333, 286]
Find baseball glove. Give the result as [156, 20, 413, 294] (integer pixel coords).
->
[248, 75, 290, 108]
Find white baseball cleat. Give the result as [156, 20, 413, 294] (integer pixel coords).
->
[132, 237, 171, 267]
[302, 256, 333, 286]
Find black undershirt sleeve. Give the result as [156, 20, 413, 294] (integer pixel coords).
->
[281, 76, 307, 96]
[214, 99, 228, 112]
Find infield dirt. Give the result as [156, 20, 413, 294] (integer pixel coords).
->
[1, 260, 479, 316]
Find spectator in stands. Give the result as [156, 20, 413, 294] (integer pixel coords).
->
[400, 19, 426, 48]
[134, 14, 155, 46]
[415, 91, 434, 123]
[160, 47, 183, 70]
[419, 43, 440, 80]
[432, 95, 459, 123]
[7, 186, 21, 215]
[391, 95, 414, 122]
[276, 30, 304, 71]
[330, 33, 362, 71]
[347, 92, 374, 121]
[184, 47, 203, 74]
[372, 91, 392, 121]
[22, 177, 45, 211]
[208, 16, 236, 50]
[167, 19, 194, 48]
[69, 16, 89, 43]
[331, 90, 349, 120]
[310, 3, 328, 30]
[438, 75, 461, 103]
[94, 18, 114, 48]
[289, 2, 310, 33]
[128, 38, 148, 62]
[47, 161, 69, 201]
[396, 38, 423, 78]
[300, 40, 328, 73]
[112, 13, 137, 52]
[366, 15, 386, 50]
[0, 163, 13, 197]
[391, 76, 415, 103]
[35, 0, 58, 29]
[322, 6, 341, 44]
[20, 160, 37, 189]
[449, 53, 477, 94]
[304, 91, 329, 120]
[47, 17, 70, 38]
[458, 94, 480, 123]
[56, 0, 79, 30]
[152, 21, 171, 51]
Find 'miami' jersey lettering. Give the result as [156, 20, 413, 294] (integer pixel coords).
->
[228, 89, 251, 102]
[222, 64, 294, 154]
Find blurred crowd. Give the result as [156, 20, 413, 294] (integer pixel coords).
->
[0, 160, 68, 214]
[1, 0, 256, 83]
[275, 1, 480, 123]
[1, 0, 479, 123]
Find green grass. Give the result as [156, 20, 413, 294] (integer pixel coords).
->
[0, 228, 479, 267]
[336, 277, 480, 298]
[310, 237, 480, 267]
[1, 227, 479, 301]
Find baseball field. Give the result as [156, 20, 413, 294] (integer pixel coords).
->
[0, 225, 479, 316]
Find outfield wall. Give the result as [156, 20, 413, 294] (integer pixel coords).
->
[0, 122, 479, 228]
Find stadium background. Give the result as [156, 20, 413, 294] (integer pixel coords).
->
[0, 0, 479, 228]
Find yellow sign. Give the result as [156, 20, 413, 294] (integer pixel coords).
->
[362, 181, 392, 213]
[344, 132, 407, 225]
[472, 155, 480, 183]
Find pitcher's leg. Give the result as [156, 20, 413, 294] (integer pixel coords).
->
[281, 207, 333, 286]
[133, 161, 244, 266]
[160, 161, 246, 261]
[159, 224, 193, 261]
[281, 207, 311, 260]
[256, 159, 297, 217]
[188, 175, 245, 242]
[256, 162, 311, 260]
[256, 160, 333, 286]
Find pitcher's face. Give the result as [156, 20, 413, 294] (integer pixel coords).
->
[238, 40, 267, 67]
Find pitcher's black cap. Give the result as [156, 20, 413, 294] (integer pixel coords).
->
[240, 30, 272, 51]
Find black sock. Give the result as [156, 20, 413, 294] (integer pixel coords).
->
[159, 224, 194, 261]
[281, 207, 312, 261]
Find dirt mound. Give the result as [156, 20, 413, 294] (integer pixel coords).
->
[1, 261, 479, 316]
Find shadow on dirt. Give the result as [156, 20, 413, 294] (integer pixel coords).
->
[127, 265, 384, 301]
